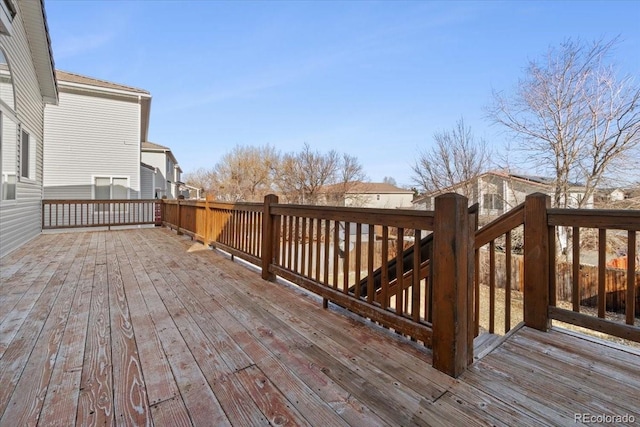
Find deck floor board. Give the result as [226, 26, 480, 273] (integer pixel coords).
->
[0, 228, 639, 426]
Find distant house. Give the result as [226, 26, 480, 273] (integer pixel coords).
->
[141, 141, 184, 199]
[595, 188, 627, 207]
[412, 171, 593, 216]
[320, 181, 415, 209]
[0, 0, 58, 257]
[43, 70, 152, 200]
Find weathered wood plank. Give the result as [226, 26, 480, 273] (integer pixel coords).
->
[115, 233, 184, 411]
[161, 232, 386, 427]
[134, 233, 269, 426]
[0, 233, 75, 356]
[39, 233, 95, 426]
[0, 234, 87, 415]
[77, 232, 114, 427]
[0, 233, 88, 426]
[106, 233, 150, 426]
[235, 365, 312, 426]
[119, 232, 231, 427]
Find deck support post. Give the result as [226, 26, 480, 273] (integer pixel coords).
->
[432, 193, 472, 378]
[262, 194, 279, 281]
[524, 193, 551, 331]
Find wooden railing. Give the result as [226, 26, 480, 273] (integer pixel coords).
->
[162, 199, 264, 266]
[546, 206, 640, 342]
[162, 194, 474, 377]
[474, 203, 525, 336]
[42, 199, 160, 229]
[476, 193, 639, 344]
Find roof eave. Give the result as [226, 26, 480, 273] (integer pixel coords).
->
[20, 0, 58, 104]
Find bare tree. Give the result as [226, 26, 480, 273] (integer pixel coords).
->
[276, 143, 340, 204]
[383, 176, 397, 186]
[211, 145, 280, 202]
[488, 38, 640, 208]
[411, 117, 490, 198]
[326, 153, 368, 206]
[183, 167, 215, 197]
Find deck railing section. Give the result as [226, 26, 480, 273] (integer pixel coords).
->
[546, 207, 640, 342]
[474, 203, 525, 337]
[266, 202, 435, 343]
[162, 199, 264, 266]
[42, 199, 159, 229]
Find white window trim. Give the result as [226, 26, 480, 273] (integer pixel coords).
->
[18, 126, 37, 184]
[0, 107, 18, 205]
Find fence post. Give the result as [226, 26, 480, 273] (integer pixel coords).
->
[176, 198, 183, 235]
[524, 193, 551, 331]
[262, 194, 279, 281]
[432, 193, 471, 378]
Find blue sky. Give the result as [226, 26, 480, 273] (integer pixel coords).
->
[45, 1, 640, 187]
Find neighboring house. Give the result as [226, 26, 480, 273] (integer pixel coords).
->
[595, 188, 627, 207]
[412, 171, 593, 216]
[0, 0, 58, 257]
[43, 70, 151, 200]
[141, 141, 184, 199]
[320, 181, 415, 209]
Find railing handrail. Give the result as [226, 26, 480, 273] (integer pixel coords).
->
[475, 203, 525, 248]
[548, 208, 640, 230]
[162, 198, 264, 211]
[43, 198, 158, 203]
[271, 203, 435, 230]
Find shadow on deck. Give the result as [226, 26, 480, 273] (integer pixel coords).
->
[1, 228, 639, 426]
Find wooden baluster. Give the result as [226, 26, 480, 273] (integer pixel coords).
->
[598, 228, 606, 318]
[489, 240, 496, 334]
[505, 232, 512, 334]
[395, 227, 404, 315]
[412, 229, 421, 323]
[572, 227, 580, 312]
[381, 226, 389, 308]
[627, 231, 636, 325]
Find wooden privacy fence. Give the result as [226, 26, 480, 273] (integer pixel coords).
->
[163, 194, 474, 377]
[478, 252, 640, 316]
[42, 199, 160, 229]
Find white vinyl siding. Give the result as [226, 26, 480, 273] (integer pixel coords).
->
[0, 4, 49, 258]
[140, 165, 156, 199]
[141, 150, 168, 197]
[44, 90, 141, 199]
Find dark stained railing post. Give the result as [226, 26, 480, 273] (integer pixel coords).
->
[432, 193, 472, 378]
[176, 198, 183, 235]
[524, 193, 551, 331]
[262, 194, 279, 281]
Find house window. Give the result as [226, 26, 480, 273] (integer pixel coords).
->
[0, 48, 15, 109]
[94, 176, 129, 199]
[483, 194, 504, 211]
[94, 176, 129, 212]
[20, 129, 35, 180]
[1, 110, 17, 200]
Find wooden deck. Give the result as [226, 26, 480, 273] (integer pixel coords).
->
[1, 228, 639, 426]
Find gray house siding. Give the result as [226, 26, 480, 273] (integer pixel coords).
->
[140, 164, 156, 199]
[0, 3, 53, 258]
[43, 90, 141, 199]
[141, 151, 168, 197]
